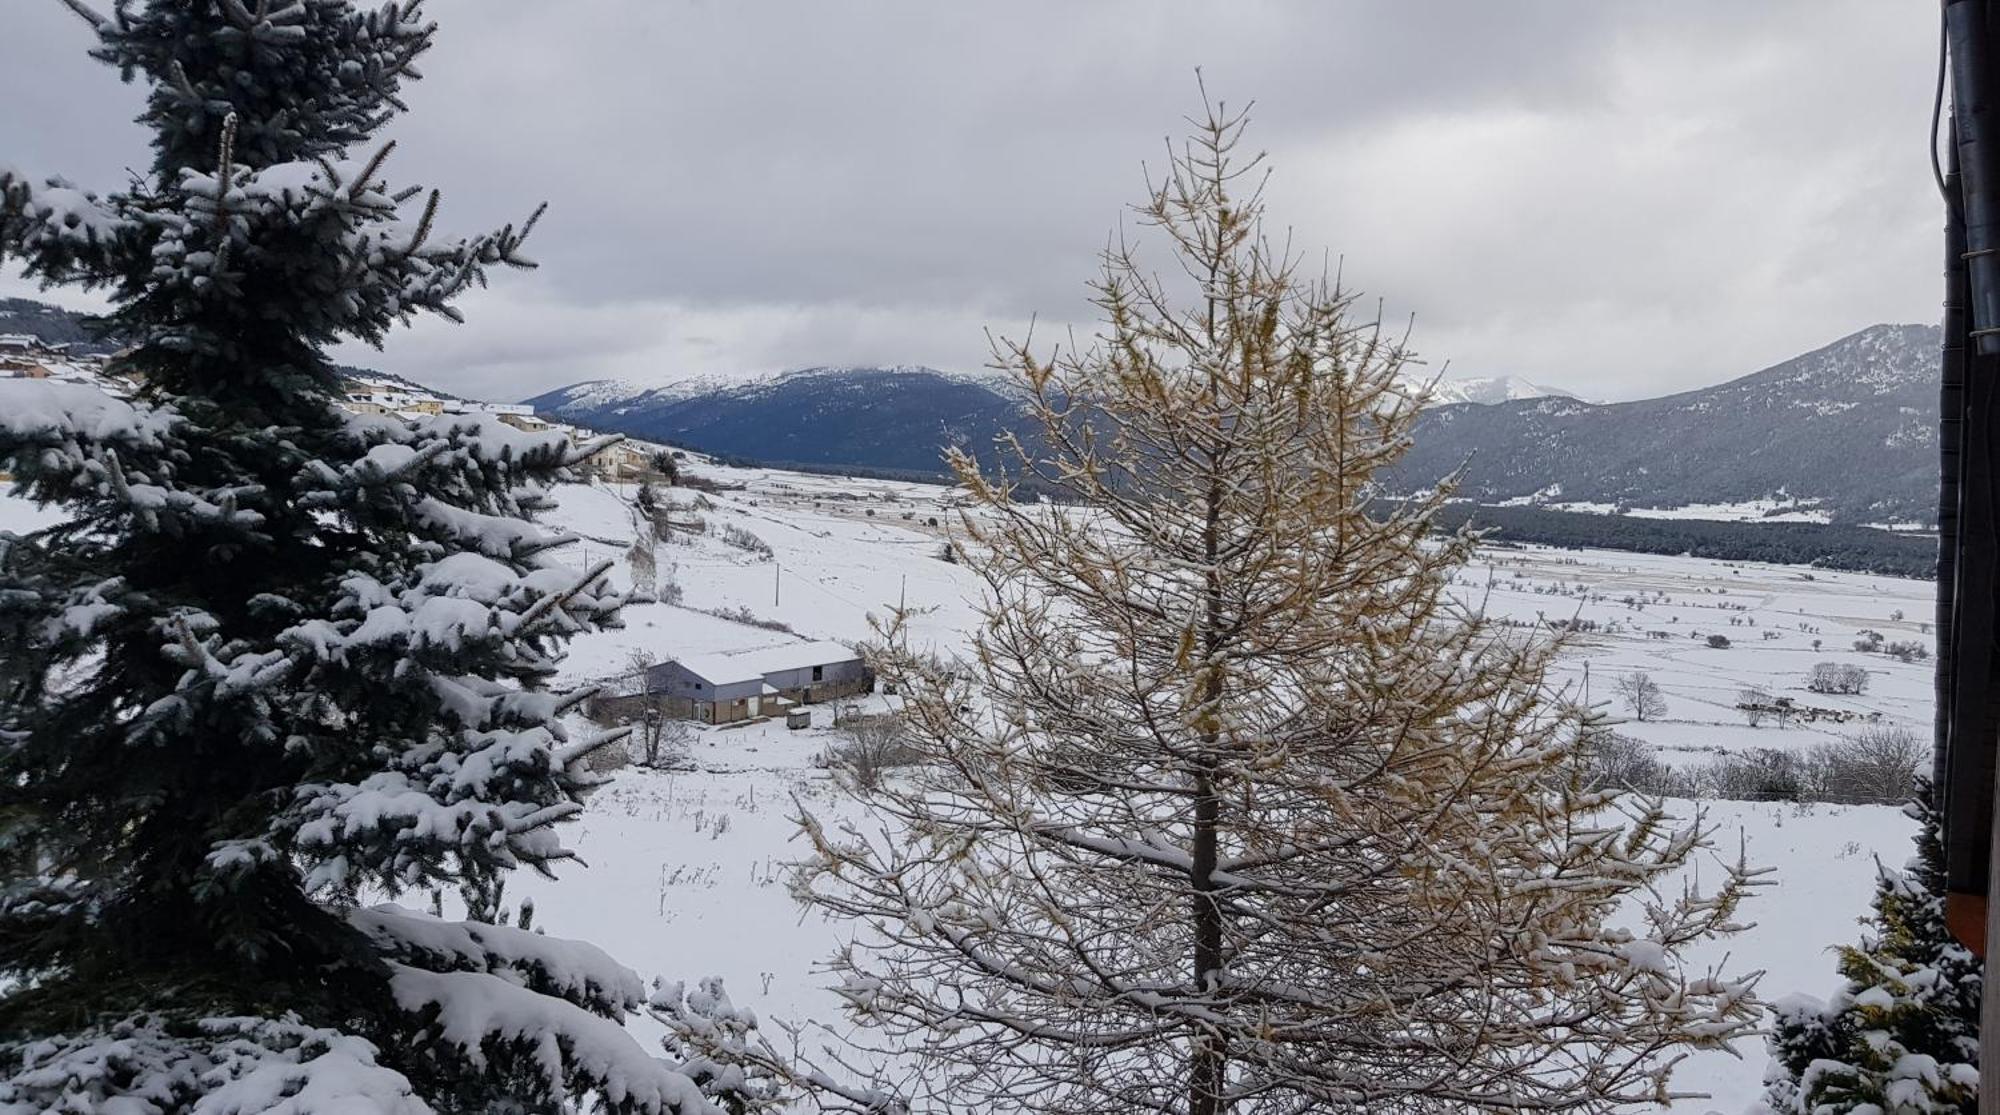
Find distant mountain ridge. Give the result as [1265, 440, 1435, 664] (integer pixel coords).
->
[1384, 323, 1940, 525]
[1416, 374, 1579, 406]
[524, 366, 1581, 477]
[526, 366, 1024, 475]
[528, 327, 1939, 525]
[13, 297, 1938, 526]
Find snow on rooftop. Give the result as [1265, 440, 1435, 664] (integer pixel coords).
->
[671, 639, 859, 686]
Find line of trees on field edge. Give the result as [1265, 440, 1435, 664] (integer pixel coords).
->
[1416, 502, 1937, 579]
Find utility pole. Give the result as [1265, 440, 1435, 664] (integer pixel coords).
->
[773, 561, 781, 607]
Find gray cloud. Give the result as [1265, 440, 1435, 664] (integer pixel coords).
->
[1, 1, 1942, 402]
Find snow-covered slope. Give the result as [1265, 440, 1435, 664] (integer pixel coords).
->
[1391, 323, 1943, 524]
[528, 325, 1934, 524]
[1401, 372, 1578, 406]
[528, 365, 1581, 482]
[511, 458, 1936, 1113]
[0, 435, 1942, 1112]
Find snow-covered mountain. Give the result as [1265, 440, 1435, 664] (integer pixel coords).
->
[1402, 374, 1579, 407]
[525, 328, 1936, 523]
[1386, 323, 1942, 525]
[525, 366, 1025, 476]
[526, 365, 1581, 478]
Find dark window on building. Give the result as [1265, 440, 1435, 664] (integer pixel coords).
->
[812, 665, 824, 681]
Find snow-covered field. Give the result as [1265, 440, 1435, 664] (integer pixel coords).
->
[518, 458, 1934, 1113]
[1543, 497, 1837, 525]
[0, 450, 1938, 1113]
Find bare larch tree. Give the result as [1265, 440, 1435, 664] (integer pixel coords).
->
[795, 94, 1762, 1115]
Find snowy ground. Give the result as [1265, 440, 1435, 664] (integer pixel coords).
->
[1542, 497, 1837, 525]
[1456, 546, 1933, 765]
[0, 448, 1937, 1113]
[519, 461, 1933, 1113]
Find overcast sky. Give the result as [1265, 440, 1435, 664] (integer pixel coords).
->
[2, 2, 1942, 403]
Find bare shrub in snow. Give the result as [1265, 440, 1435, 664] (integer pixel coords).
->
[654, 558, 685, 605]
[1807, 661, 1869, 695]
[1812, 727, 1924, 805]
[1884, 639, 1929, 663]
[1691, 748, 1809, 802]
[1579, 729, 1684, 797]
[677, 474, 742, 495]
[631, 709, 694, 770]
[818, 713, 921, 792]
[581, 733, 632, 773]
[697, 604, 794, 634]
[1739, 687, 1772, 727]
[720, 523, 774, 559]
[627, 537, 657, 596]
[1672, 731, 1921, 806]
[1615, 670, 1667, 722]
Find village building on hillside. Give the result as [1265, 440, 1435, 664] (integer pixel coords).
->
[336, 381, 450, 420]
[587, 440, 652, 482]
[446, 401, 536, 418]
[600, 640, 873, 726]
[497, 411, 552, 432]
[326, 391, 624, 470]
[104, 357, 146, 390]
[1, 335, 71, 379]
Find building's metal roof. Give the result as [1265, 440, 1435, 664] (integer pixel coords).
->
[671, 639, 860, 687]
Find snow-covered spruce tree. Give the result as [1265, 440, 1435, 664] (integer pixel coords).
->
[795, 96, 1763, 1115]
[1761, 783, 1979, 1113]
[0, 4, 750, 1111]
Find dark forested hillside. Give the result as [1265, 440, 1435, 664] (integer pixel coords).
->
[535, 325, 1940, 526]
[527, 366, 1027, 476]
[0, 297, 119, 353]
[1385, 324, 1939, 525]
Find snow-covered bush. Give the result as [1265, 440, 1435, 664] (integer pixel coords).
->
[1761, 786, 1979, 1113]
